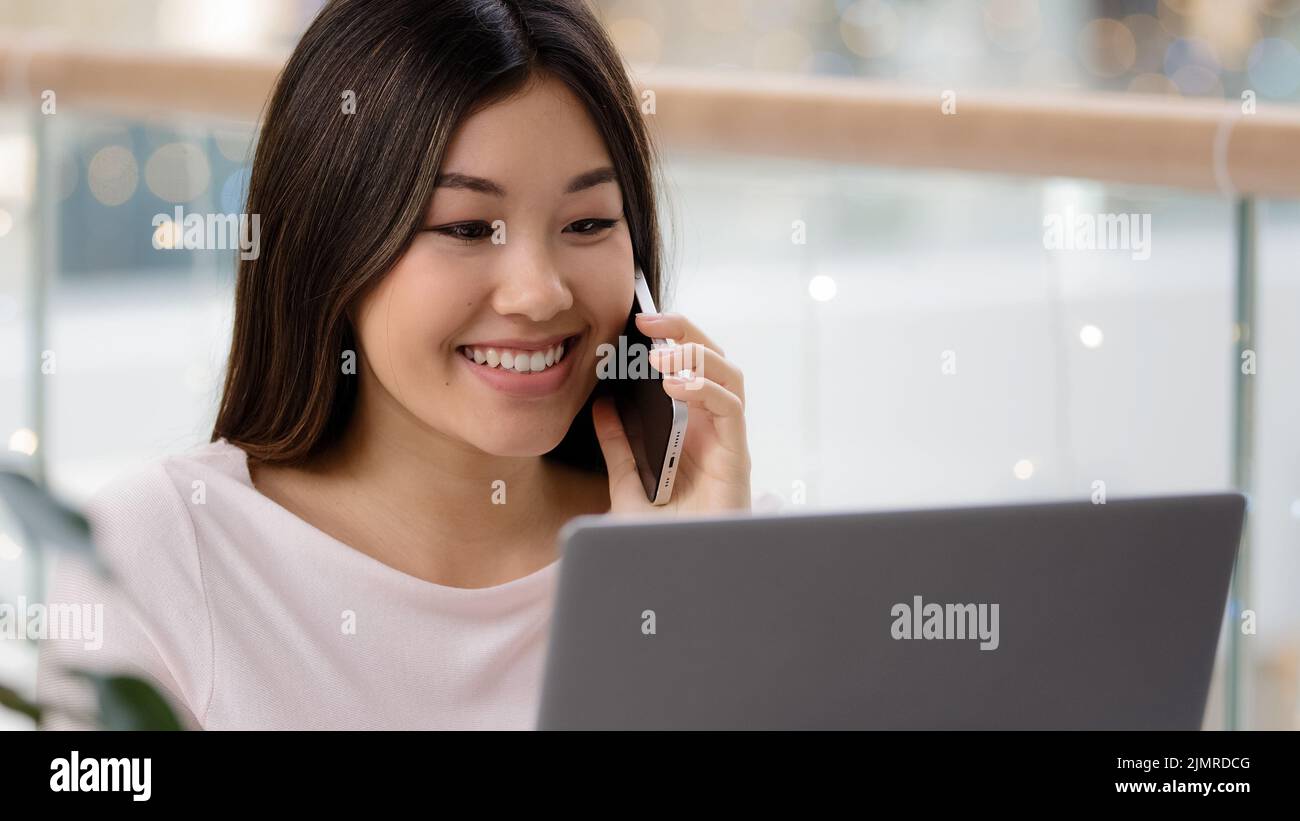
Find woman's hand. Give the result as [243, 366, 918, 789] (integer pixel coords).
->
[592, 312, 752, 514]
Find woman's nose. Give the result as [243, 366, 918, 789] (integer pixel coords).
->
[488, 249, 574, 321]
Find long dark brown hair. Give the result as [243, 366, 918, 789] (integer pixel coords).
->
[212, 0, 665, 472]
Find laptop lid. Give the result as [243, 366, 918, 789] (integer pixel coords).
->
[536, 493, 1245, 730]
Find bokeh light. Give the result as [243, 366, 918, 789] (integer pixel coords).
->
[0, 134, 36, 201]
[144, 142, 211, 203]
[1164, 38, 1222, 96]
[840, 0, 901, 60]
[808, 274, 838, 302]
[1122, 14, 1173, 75]
[8, 428, 37, 456]
[1169, 64, 1223, 96]
[213, 128, 254, 164]
[984, 0, 1042, 53]
[1248, 38, 1300, 97]
[152, 218, 182, 250]
[219, 168, 251, 215]
[87, 145, 139, 206]
[1157, 0, 1193, 37]
[1078, 18, 1137, 78]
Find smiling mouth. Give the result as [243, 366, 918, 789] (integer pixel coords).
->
[457, 333, 582, 375]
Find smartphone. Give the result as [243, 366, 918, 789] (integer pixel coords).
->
[607, 267, 688, 505]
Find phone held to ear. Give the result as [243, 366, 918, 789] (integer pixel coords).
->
[603, 266, 687, 505]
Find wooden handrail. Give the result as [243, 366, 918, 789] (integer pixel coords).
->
[4, 38, 1300, 197]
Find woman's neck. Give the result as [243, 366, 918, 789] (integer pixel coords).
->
[254, 381, 607, 588]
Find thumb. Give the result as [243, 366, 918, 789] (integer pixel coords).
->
[591, 396, 643, 506]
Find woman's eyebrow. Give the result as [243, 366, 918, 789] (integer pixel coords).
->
[433, 166, 617, 196]
[564, 166, 618, 194]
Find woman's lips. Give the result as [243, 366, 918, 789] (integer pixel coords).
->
[456, 333, 582, 398]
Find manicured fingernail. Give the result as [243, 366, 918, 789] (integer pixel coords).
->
[636, 312, 663, 322]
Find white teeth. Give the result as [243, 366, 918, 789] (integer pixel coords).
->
[460, 339, 571, 374]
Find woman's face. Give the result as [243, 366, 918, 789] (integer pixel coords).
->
[352, 72, 635, 457]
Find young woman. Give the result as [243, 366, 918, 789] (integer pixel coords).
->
[37, 0, 750, 730]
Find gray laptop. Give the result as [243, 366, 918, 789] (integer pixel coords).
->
[536, 493, 1245, 730]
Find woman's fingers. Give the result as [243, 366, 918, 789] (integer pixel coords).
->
[647, 342, 744, 403]
[590, 396, 642, 503]
[660, 373, 748, 457]
[635, 312, 725, 358]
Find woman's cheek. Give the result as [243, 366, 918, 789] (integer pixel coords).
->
[381, 254, 457, 354]
[354, 263, 444, 395]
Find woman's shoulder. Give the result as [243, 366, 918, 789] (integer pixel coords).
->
[89, 437, 250, 507]
[84, 438, 253, 564]
[36, 442, 236, 730]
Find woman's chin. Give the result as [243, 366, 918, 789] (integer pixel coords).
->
[465, 429, 570, 459]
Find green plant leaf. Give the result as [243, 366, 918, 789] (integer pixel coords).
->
[0, 683, 42, 723]
[0, 470, 106, 575]
[72, 671, 185, 731]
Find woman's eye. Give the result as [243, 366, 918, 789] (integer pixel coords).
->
[427, 222, 494, 243]
[423, 218, 617, 244]
[565, 217, 620, 235]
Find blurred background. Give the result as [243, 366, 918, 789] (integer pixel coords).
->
[0, 0, 1297, 730]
